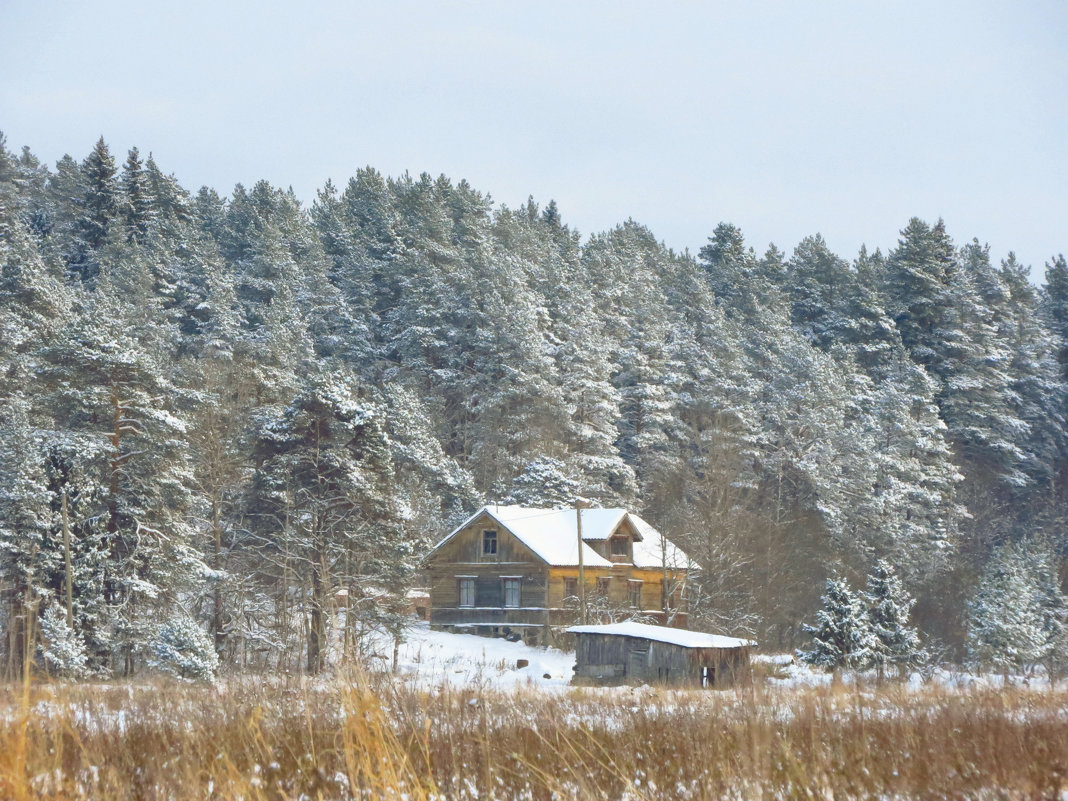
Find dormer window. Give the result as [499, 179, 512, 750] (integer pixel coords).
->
[482, 529, 498, 556]
[610, 537, 629, 557]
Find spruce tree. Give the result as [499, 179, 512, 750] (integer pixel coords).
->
[865, 559, 925, 679]
[966, 541, 1065, 677]
[1044, 254, 1068, 381]
[799, 574, 877, 674]
[119, 147, 152, 241]
[82, 138, 118, 242]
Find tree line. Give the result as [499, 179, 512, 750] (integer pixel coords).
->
[1, 135, 1066, 678]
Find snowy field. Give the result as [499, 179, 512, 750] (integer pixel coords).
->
[365, 621, 576, 689]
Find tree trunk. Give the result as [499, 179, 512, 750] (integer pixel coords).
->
[62, 488, 74, 627]
[211, 495, 225, 653]
[307, 541, 326, 675]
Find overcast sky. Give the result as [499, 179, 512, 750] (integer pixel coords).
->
[3, 1, 1066, 279]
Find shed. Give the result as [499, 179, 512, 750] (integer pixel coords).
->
[567, 621, 754, 687]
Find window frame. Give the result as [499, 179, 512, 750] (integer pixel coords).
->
[482, 529, 498, 556]
[458, 577, 476, 608]
[502, 577, 521, 608]
[563, 576, 578, 599]
[610, 536, 629, 557]
[628, 579, 643, 609]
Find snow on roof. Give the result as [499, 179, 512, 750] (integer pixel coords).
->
[628, 514, 693, 569]
[429, 505, 692, 570]
[567, 621, 755, 649]
[484, 505, 617, 567]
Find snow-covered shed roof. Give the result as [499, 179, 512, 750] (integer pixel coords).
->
[567, 621, 755, 649]
[428, 505, 692, 569]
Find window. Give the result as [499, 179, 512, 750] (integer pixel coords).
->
[596, 577, 611, 596]
[563, 577, 578, 599]
[458, 578, 475, 607]
[503, 578, 521, 608]
[610, 537, 629, 557]
[482, 529, 497, 556]
[628, 580, 643, 608]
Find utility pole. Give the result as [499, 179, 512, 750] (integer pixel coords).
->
[575, 496, 590, 625]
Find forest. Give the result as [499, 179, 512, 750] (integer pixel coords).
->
[1, 134, 1066, 680]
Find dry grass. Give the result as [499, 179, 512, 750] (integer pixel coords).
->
[0, 674, 1065, 800]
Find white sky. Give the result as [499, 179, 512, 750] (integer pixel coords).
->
[2, 1, 1066, 280]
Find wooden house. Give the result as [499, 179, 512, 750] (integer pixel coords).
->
[424, 505, 693, 643]
[568, 621, 754, 687]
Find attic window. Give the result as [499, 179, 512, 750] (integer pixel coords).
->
[610, 537, 629, 556]
[482, 529, 497, 555]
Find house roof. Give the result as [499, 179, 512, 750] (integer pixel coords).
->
[629, 514, 691, 570]
[567, 621, 755, 649]
[428, 505, 693, 570]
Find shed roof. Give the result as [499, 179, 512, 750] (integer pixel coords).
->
[567, 621, 755, 649]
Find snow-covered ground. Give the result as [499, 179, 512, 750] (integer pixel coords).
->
[362, 624, 1063, 693]
[366, 621, 576, 689]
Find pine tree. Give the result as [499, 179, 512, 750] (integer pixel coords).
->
[0, 398, 58, 677]
[698, 221, 755, 307]
[799, 574, 877, 673]
[865, 559, 925, 679]
[38, 603, 88, 679]
[37, 293, 203, 675]
[0, 203, 73, 394]
[250, 372, 400, 673]
[70, 137, 119, 281]
[148, 613, 219, 681]
[119, 147, 153, 241]
[1044, 254, 1068, 382]
[966, 541, 1064, 676]
[502, 456, 579, 508]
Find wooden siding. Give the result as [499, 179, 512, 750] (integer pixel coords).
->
[426, 513, 550, 629]
[573, 633, 751, 687]
[429, 511, 545, 567]
[546, 567, 686, 611]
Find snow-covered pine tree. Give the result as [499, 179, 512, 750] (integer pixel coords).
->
[0, 397, 58, 678]
[884, 221, 1033, 490]
[698, 221, 756, 310]
[1029, 544, 1068, 683]
[501, 456, 579, 508]
[1045, 254, 1068, 381]
[36, 292, 204, 676]
[865, 559, 925, 679]
[37, 602, 88, 679]
[799, 574, 877, 674]
[148, 612, 219, 681]
[119, 146, 152, 242]
[71, 137, 118, 281]
[966, 541, 1065, 677]
[0, 201, 73, 396]
[250, 371, 401, 673]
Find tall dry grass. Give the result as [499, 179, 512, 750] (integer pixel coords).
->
[0, 674, 1065, 799]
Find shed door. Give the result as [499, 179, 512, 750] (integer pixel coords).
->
[626, 641, 649, 678]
